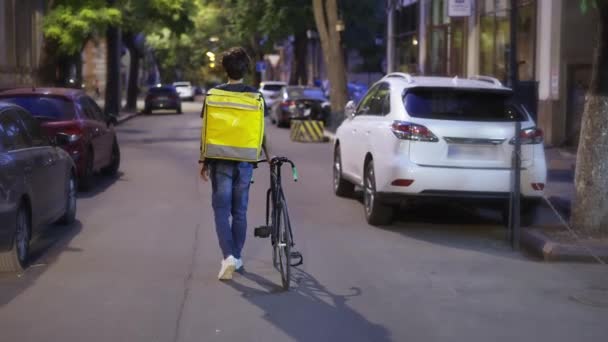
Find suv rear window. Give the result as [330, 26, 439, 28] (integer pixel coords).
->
[149, 87, 177, 95]
[263, 84, 284, 91]
[286, 87, 325, 100]
[0, 96, 76, 121]
[404, 88, 526, 122]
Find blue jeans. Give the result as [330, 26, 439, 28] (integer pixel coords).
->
[210, 161, 253, 259]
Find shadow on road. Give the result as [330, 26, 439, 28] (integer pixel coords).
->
[226, 268, 391, 342]
[0, 220, 83, 307]
[77, 171, 126, 199]
[347, 191, 519, 257]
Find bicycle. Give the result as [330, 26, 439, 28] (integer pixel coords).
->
[253, 156, 303, 290]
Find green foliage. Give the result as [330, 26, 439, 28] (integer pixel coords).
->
[44, 0, 195, 57]
[43, 1, 121, 55]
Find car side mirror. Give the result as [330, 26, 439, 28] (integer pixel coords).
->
[344, 100, 356, 118]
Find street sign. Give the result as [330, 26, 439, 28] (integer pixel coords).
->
[448, 0, 472, 17]
[256, 61, 267, 72]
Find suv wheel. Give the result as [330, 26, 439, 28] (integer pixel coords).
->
[0, 205, 31, 272]
[363, 159, 393, 226]
[58, 172, 77, 225]
[102, 140, 120, 177]
[333, 146, 354, 197]
[79, 149, 95, 191]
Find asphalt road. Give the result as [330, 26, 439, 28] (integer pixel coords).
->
[0, 103, 606, 342]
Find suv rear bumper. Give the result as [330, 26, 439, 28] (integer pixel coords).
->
[376, 159, 547, 198]
[377, 190, 543, 206]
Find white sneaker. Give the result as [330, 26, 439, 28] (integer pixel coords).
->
[235, 258, 243, 271]
[218, 256, 237, 280]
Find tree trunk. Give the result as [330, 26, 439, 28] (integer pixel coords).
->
[571, 3, 608, 233]
[312, 0, 348, 115]
[105, 21, 122, 116]
[289, 31, 308, 86]
[124, 31, 140, 112]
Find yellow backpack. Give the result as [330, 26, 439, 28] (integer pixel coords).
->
[200, 88, 265, 162]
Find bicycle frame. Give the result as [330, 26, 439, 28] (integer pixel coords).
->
[265, 162, 294, 248]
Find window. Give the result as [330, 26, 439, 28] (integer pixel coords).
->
[403, 88, 525, 122]
[356, 87, 379, 116]
[85, 97, 107, 122]
[396, 3, 419, 73]
[15, 109, 46, 146]
[286, 87, 326, 100]
[263, 84, 285, 92]
[479, 0, 537, 82]
[0, 96, 76, 120]
[426, 0, 467, 76]
[369, 83, 391, 115]
[0, 111, 30, 151]
[354, 83, 390, 116]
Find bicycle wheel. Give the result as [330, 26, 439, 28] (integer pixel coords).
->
[276, 196, 292, 290]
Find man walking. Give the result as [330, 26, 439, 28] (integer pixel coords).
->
[199, 47, 268, 280]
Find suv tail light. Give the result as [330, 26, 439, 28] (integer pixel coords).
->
[391, 121, 439, 142]
[510, 127, 543, 145]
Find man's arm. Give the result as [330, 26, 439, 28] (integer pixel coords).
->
[262, 134, 271, 161]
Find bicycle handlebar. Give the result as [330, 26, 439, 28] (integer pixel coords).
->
[253, 157, 298, 182]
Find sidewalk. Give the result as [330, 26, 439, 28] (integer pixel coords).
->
[96, 99, 144, 125]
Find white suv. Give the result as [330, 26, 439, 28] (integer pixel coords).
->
[333, 73, 547, 226]
[259, 81, 287, 107]
[173, 81, 194, 101]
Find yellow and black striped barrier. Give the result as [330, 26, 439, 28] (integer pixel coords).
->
[290, 120, 328, 143]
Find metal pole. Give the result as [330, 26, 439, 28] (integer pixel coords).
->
[509, 0, 518, 92]
[386, 0, 396, 73]
[511, 120, 522, 249]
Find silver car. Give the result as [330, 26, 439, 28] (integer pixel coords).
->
[0, 102, 77, 272]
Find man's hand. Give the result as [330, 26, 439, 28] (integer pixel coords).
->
[200, 163, 210, 182]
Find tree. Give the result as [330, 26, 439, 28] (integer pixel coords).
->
[261, 0, 315, 85]
[312, 0, 348, 114]
[41, 0, 121, 86]
[121, 0, 195, 111]
[571, 0, 608, 233]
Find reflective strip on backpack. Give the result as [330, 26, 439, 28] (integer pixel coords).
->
[205, 100, 259, 111]
[205, 144, 259, 161]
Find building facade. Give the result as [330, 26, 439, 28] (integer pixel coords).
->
[0, 0, 47, 89]
[390, 0, 599, 147]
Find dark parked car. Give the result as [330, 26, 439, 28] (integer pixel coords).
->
[270, 86, 330, 128]
[144, 85, 182, 114]
[0, 102, 77, 272]
[0, 88, 121, 191]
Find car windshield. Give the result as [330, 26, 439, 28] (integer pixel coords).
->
[263, 84, 284, 91]
[403, 88, 526, 122]
[286, 87, 325, 100]
[0, 96, 76, 120]
[149, 87, 177, 95]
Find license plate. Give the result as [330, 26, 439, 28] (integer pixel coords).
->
[448, 145, 500, 161]
[158, 96, 168, 100]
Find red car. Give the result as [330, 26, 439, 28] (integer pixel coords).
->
[0, 88, 120, 190]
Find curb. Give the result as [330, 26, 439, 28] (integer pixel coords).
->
[116, 112, 139, 125]
[521, 228, 608, 263]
